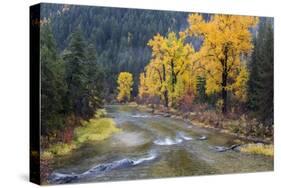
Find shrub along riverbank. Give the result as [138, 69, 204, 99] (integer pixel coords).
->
[40, 109, 120, 184]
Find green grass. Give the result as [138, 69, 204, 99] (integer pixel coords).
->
[240, 144, 274, 157]
[42, 110, 120, 158]
[75, 118, 120, 143]
[42, 143, 77, 158]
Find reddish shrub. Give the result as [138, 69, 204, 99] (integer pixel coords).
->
[178, 91, 195, 112]
[62, 127, 74, 144]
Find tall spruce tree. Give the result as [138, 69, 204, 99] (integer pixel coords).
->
[40, 24, 67, 136]
[248, 18, 273, 126]
[63, 28, 103, 118]
[84, 43, 104, 116]
[63, 29, 89, 117]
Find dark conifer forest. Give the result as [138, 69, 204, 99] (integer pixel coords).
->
[41, 4, 189, 97]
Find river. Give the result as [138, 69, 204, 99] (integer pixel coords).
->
[49, 105, 273, 184]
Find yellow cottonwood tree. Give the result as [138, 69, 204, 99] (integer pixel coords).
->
[138, 73, 148, 99]
[142, 58, 168, 106]
[143, 32, 196, 107]
[188, 14, 258, 114]
[117, 72, 133, 102]
[145, 33, 169, 106]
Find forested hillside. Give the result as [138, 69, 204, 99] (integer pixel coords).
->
[41, 4, 191, 96]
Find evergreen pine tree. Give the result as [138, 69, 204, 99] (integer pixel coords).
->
[40, 24, 67, 135]
[248, 18, 274, 126]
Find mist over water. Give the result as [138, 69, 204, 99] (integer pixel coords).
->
[154, 137, 183, 145]
[111, 132, 150, 147]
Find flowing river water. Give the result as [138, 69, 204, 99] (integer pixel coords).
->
[49, 105, 273, 184]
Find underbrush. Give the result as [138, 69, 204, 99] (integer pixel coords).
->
[41, 109, 120, 160]
[40, 109, 120, 183]
[189, 110, 273, 142]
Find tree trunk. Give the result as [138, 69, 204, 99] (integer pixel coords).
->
[221, 47, 228, 115]
[171, 61, 177, 92]
[221, 64, 228, 114]
[221, 83, 227, 114]
[162, 64, 169, 107]
[163, 90, 169, 108]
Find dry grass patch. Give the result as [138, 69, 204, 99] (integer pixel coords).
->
[240, 143, 273, 157]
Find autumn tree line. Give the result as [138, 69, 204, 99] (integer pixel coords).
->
[117, 14, 273, 127]
[41, 6, 273, 141]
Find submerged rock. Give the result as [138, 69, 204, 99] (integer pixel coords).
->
[211, 144, 241, 152]
[49, 173, 79, 184]
[163, 113, 171, 117]
[49, 152, 157, 184]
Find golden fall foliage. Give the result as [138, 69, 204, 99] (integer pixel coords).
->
[117, 72, 133, 102]
[138, 31, 197, 107]
[188, 14, 258, 113]
[138, 13, 258, 113]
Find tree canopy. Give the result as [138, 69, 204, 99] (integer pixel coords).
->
[187, 14, 258, 114]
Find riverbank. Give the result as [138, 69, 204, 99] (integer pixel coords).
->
[40, 109, 120, 184]
[133, 103, 273, 157]
[133, 103, 273, 145]
[48, 104, 273, 184]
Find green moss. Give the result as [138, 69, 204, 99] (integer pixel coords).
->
[240, 144, 274, 157]
[75, 118, 120, 143]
